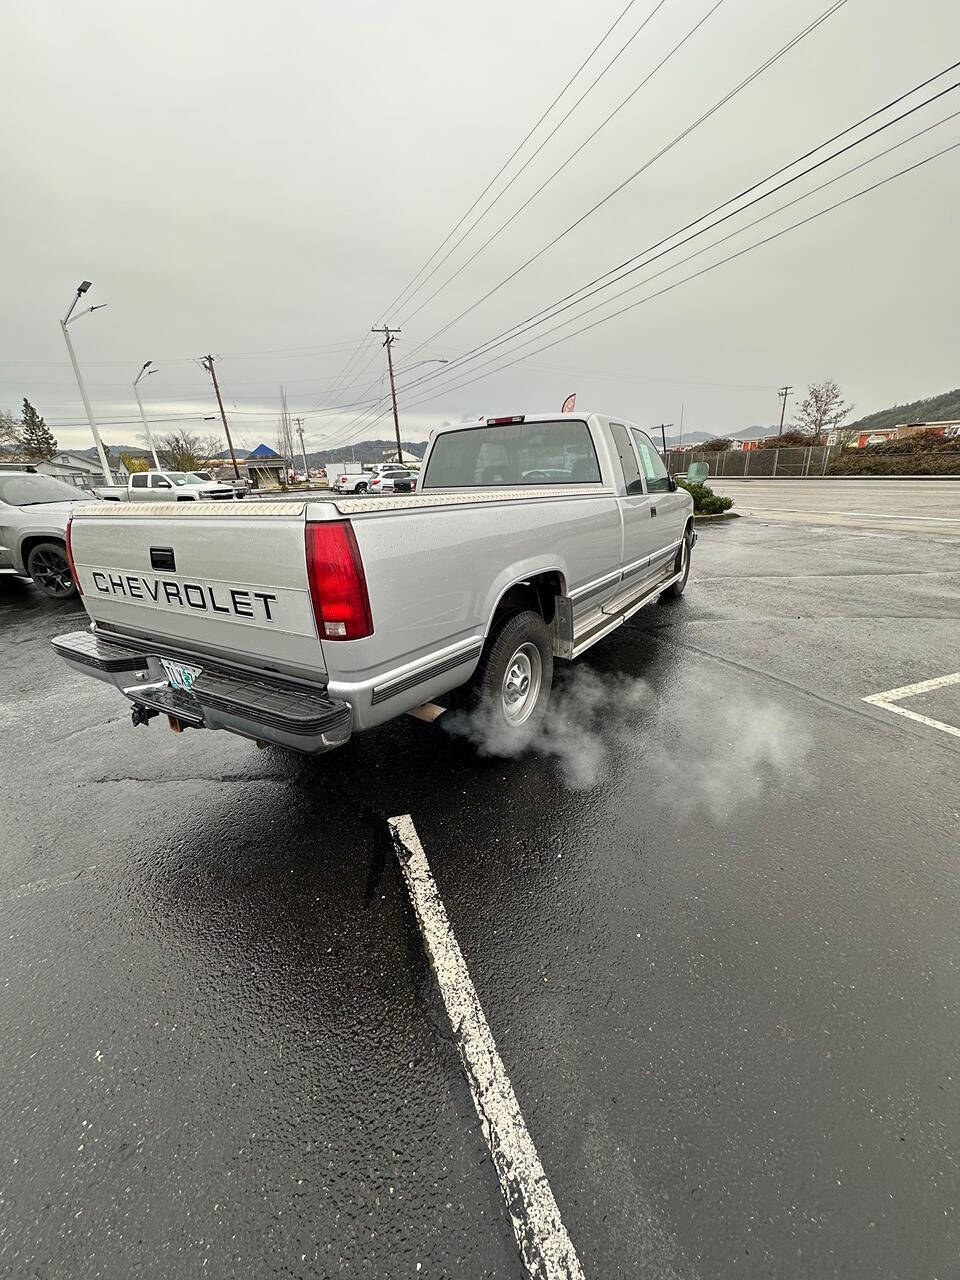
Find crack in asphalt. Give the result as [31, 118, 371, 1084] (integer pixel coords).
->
[88, 772, 287, 786]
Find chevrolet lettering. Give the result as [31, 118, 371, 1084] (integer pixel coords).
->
[88, 570, 278, 620]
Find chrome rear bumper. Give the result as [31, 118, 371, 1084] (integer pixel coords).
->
[52, 629, 352, 755]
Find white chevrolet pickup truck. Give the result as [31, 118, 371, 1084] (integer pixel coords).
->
[53, 413, 694, 754]
[94, 469, 244, 502]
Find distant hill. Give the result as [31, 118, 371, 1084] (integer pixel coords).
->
[845, 388, 960, 434]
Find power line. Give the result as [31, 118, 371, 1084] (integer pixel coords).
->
[394, 136, 960, 414]
[393, 72, 960, 400]
[405, 0, 850, 360]
[394, 0, 677, 324]
[398, 0, 723, 328]
[381, 0, 644, 321]
[396, 109, 960, 407]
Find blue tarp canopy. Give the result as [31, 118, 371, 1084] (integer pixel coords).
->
[246, 442, 283, 460]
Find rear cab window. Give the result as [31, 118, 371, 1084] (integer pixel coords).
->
[608, 422, 644, 494]
[422, 419, 601, 489]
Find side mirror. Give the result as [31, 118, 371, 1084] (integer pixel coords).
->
[668, 474, 679, 491]
[157, 479, 172, 488]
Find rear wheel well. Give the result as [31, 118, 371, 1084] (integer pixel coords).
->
[489, 571, 565, 632]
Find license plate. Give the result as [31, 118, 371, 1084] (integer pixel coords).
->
[160, 658, 203, 692]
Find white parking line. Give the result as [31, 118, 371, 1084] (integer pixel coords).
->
[389, 814, 585, 1280]
[863, 672, 960, 740]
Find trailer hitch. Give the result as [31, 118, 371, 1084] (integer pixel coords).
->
[131, 702, 159, 728]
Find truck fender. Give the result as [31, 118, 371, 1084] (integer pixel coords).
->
[483, 563, 570, 656]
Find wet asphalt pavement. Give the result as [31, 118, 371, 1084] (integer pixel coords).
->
[2, 508, 959, 1279]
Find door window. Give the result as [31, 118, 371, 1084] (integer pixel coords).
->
[150, 473, 169, 488]
[131, 473, 147, 489]
[632, 430, 672, 494]
[608, 423, 643, 495]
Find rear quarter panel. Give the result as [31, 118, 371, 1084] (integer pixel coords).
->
[324, 489, 621, 689]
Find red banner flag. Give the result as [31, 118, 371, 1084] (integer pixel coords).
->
[561, 393, 576, 413]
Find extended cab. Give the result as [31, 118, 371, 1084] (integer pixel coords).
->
[94, 469, 245, 502]
[53, 413, 694, 754]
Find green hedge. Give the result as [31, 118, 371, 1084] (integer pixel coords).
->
[677, 479, 734, 514]
[828, 437, 960, 475]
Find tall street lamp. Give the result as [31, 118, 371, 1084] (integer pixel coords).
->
[61, 281, 112, 485]
[133, 361, 161, 468]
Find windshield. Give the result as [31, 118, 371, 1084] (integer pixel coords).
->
[0, 474, 85, 506]
[165, 472, 207, 486]
[422, 419, 601, 488]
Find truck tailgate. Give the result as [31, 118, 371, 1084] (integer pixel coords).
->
[69, 501, 326, 678]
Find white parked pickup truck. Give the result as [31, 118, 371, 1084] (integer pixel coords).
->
[94, 469, 244, 502]
[53, 412, 694, 754]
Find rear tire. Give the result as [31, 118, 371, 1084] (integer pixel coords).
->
[26, 541, 77, 600]
[465, 609, 553, 745]
[661, 525, 692, 600]
[356, 482, 368, 494]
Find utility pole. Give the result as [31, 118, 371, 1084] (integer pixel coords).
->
[372, 325, 403, 463]
[293, 416, 309, 478]
[678, 402, 685, 450]
[777, 385, 792, 439]
[201, 355, 240, 478]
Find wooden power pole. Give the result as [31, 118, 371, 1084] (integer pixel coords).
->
[777, 385, 792, 440]
[372, 325, 403, 463]
[201, 355, 240, 478]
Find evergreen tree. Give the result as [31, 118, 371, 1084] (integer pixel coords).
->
[19, 399, 58, 460]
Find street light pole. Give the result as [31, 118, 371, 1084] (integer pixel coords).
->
[61, 281, 112, 485]
[133, 361, 161, 469]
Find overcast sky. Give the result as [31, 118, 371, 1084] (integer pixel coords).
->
[2, 0, 958, 455]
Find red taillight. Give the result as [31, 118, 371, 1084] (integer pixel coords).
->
[339, 475, 347, 483]
[65, 517, 82, 595]
[486, 415, 525, 425]
[305, 520, 373, 641]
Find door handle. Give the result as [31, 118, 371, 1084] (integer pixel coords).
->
[650, 505, 657, 517]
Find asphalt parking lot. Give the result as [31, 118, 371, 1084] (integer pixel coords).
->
[2, 497, 959, 1279]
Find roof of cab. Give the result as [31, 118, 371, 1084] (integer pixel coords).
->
[428, 411, 610, 439]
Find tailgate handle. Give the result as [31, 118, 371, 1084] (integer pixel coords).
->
[150, 546, 176, 572]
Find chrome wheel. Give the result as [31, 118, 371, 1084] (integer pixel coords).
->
[501, 642, 542, 726]
[28, 546, 75, 598]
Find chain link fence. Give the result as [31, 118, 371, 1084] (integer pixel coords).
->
[665, 445, 837, 478]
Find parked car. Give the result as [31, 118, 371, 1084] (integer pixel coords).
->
[94, 469, 244, 502]
[332, 471, 372, 494]
[0, 470, 91, 599]
[368, 468, 415, 494]
[53, 411, 694, 754]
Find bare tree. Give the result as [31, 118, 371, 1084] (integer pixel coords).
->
[157, 429, 203, 471]
[1, 409, 22, 454]
[197, 433, 225, 467]
[794, 380, 853, 445]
